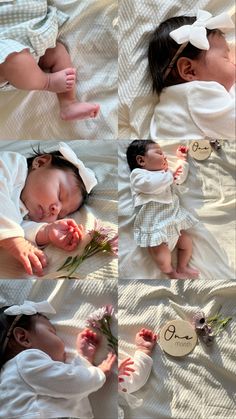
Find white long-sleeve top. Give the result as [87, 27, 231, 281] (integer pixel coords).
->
[0, 151, 45, 242]
[0, 349, 106, 419]
[150, 81, 235, 140]
[130, 160, 189, 207]
[119, 351, 153, 409]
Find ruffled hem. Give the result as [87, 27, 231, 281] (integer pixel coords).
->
[0, 7, 68, 64]
[134, 214, 198, 248]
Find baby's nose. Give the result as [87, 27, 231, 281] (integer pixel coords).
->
[49, 203, 61, 216]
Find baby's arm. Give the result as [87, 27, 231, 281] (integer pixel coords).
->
[36, 219, 84, 251]
[76, 328, 116, 376]
[119, 329, 157, 394]
[173, 145, 189, 185]
[17, 349, 106, 399]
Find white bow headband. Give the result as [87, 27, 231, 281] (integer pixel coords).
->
[2, 301, 55, 354]
[59, 142, 97, 194]
[164, 9, 234, 78]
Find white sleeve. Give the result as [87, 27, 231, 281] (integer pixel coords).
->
[173, 160, 189, 185]
[121, 351, 153, 394]
[17, 350, 106, 399]
[188, 82, 235, 140]
[130, 169, 173, 194]
[22, 220, 47, 244]
[0, 153, 26, 241]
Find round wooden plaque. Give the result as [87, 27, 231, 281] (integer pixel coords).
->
[160, 319, 198, 357]
[189, 140, 212, 160]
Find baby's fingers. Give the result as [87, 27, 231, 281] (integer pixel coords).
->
[106, 352, 117, 368]
[28, 253, 45, 276]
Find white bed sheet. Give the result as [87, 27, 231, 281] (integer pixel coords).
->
[119, 279, 236, 419]
[0, 278, 117, 419]
[118, 139, 236, 280]
[118, 0, 235, 139]
[0, 0, 118, 140]
[0, 140, 118, 280]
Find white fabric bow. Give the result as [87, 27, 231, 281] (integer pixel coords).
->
[170, 9, 234, 50]
[4, 300, 56, 316]
[59, 142, 97, 194]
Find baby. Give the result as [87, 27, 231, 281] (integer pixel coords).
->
[0, 0, 99, 121]
[118, 328, 157, 418]
[126, 140, 199, 279]
[0, 300, 116, 419]
[148, 9, 235, 140]
[0, 142, 97, 276]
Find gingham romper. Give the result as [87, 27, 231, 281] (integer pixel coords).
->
[0, 0, 68, 64]
[132, 169, 198, 250]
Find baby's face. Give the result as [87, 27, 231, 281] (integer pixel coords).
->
[195, 33, 235, 91]
[21, 157, 83, 222]
[139, 143, 168, 171]
[29, 316, 66, 362]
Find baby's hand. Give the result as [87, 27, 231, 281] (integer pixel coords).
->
[173, 165, 183, 181]
[118, 358, 135, 383]
[176, 145, 188, 160]
[98, 352, 117, 376]
[76, 328, 100, 364]
[46, 219, 84, 251]
[135, 328, 157, 355]
[0, 236, 47, 276]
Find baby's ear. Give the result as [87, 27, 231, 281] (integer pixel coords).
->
[176, 57, 198, 82]
[136, 155, 145, 167]
[12, 327, 33, 349]
[32, 154, 52, 169]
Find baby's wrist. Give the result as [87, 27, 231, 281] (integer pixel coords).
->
[135, 346, 152, 355]
[36, 224, 50, 246]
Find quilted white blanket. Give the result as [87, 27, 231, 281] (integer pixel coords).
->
[0, 0, 118, 140]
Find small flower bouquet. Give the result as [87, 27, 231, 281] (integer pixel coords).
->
[57, 221, 118, 279]
[86, 305, 118, 355]
[193, 310, 232, 346]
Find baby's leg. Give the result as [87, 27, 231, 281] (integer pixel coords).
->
[39, 42, 100, 120]
[148, 243, 176, 278]
[0, 50, 74, 93]
[176, 231, 199, 278]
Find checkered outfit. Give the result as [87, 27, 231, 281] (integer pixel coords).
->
[0, 0, 68, 64]
[134, 192, 198, 249]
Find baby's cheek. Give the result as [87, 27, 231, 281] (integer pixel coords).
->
[228, 42, 236, 65]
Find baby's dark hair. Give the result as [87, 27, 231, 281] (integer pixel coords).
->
[0, 307, 43, 368]
[27, 147, 88, 208]
[126, 140, 156, 171]
[148, 15, 223, 95]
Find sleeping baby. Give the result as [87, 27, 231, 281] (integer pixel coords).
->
[0, 142, 97, 276]
[0, 300, 116, 419]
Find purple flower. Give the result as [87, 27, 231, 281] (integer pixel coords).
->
[193, 311, 206, 330]
[85, 305, 118, 355]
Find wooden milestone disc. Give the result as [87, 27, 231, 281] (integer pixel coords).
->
[160, 319, 198, 357]
[189, 140, 212, 160]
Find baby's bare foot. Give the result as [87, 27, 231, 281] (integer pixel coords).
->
[76, 328, 100, 363]
[46, 68, 76, 93]
[175, 266, 199, 279]
[60, 101, 100, 121]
